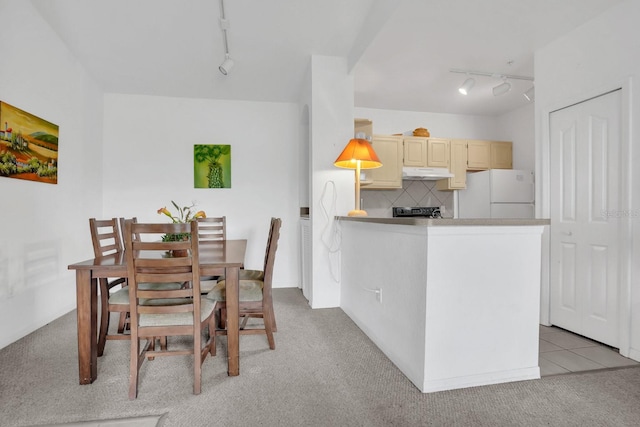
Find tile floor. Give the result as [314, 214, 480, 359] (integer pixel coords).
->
[539, 325, 639, 376]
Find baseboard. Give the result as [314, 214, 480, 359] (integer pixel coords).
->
[422, 366, 541, 393]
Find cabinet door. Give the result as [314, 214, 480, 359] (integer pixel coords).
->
[403, 137, 427, 167]
[490, 141, 513, 169]
[436, 139, 467, 190]
[427, 138, 449, 168]
[363, 135, 403, 189]
[466, 140, 491, 170]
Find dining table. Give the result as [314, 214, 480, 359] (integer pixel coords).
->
[68, 239, 247, 385]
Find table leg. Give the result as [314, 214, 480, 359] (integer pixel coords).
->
[76, 270, 98, 384]
[225, 266, 239, 376]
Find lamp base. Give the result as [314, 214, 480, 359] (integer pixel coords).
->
[347, 210, 368, 217]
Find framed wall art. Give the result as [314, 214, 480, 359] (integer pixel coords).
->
[0, 101, 59, 185]
[194, 144, 231, 188]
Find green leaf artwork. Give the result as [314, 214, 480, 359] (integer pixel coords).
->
[194, 144, 231, 188]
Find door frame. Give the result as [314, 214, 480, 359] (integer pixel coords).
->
[538, 77, 633, 357]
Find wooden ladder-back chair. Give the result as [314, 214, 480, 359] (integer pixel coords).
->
[89, 218, 130, 356]
[196, 216, 226, 293]
[207, 217, 281, 351]
[123, 220, 216, 399]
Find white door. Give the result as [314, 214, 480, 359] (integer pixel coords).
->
[549, 90, 621, 347]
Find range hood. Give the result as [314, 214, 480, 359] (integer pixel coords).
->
[402, 167, 453, 180]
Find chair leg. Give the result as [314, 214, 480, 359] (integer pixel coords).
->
[219, 307, 227, 329]
[262, 308, 276, 350]
[97, 289, 109, 357]
[117, 312, 128, 333]
[193, 328, 202, 395]
[129, 337, 140, 400]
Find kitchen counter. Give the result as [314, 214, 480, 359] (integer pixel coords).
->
[337, 216, 550, 226]
[339, 217, 545, 393]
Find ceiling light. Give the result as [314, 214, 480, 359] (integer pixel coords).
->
[458, 78, 475, 95]
[523, 86, 535, 101]
[492, 81, 511, 96]
[219, 54, 234, 75]
[218, 0, 233, 76]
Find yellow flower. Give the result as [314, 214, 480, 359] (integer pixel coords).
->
[194, 210, 207, 219]
[157, 207, 174, 221]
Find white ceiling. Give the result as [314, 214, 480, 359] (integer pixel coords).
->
[31, 0, 624, 117]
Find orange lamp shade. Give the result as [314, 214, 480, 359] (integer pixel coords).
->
[334, 138, 382, 169]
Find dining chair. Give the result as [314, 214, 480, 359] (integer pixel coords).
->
[196, 216, 226, 294]
[123, 220, 216, 399]
[89, 218, 131, 357]
[207, 217, 281, 351]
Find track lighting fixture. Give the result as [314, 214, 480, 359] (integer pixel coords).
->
[218, 0, 233, 76]
[523, 86, 535, 102]
[492, 81, 511, 97]
[458, 78, 475, 95]
[219, 54, 234, 75]
[450, 68, 533, 98]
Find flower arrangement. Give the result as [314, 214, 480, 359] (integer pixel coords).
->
[157, 200, 206, 241]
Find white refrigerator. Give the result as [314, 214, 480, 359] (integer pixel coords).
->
[457, 169, 535, 219]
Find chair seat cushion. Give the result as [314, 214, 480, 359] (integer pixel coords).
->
[108, 282, 184, 305]
[206, 279, 263, 303]
[200, 279, 218, 293]
[218, 269, 264, 282]
[139, 297, 216, 327]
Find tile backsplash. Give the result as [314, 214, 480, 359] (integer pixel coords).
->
[361, 180, 454, 218]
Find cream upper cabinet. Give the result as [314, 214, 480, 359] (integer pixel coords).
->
[403, 137, 449, 168]
[466, 140, 492, 170]
[403, 137, 427, 167]
[466, 140, 513, 170]
[361, 135, 403, 190]
[436, 139, 468, 191]
[427, 138, 449, 168]
[490, 141, 513, 169]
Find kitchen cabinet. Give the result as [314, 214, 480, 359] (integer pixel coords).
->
[361, 135, 403, 189]
[466, 140, 492, 170]
[490, 141, 513, 169]
[403, 137, 449, 168]
[466, 140, 513, 170]
[436, 139, 467, 190]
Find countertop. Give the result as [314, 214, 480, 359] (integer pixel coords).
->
[336, 216, 550, 226]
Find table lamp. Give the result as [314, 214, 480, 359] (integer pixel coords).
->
[334, 136, 382, 217]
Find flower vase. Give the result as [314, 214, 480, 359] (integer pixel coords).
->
[171, 249, 189, 258]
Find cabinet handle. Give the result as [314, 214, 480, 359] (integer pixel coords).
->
[563, 231, 573, 236]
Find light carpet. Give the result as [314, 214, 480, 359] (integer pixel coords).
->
[2, 288, 640, 426]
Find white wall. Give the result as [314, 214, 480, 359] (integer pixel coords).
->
[495, 103, 535, 171]
[354, 107, 500, 139]
[0, 0, 104, 348]
[535, 0, 640, 357]
[307, 56, 355, 308]
[102, 94, 300, 287]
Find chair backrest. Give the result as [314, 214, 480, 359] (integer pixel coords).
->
[89, 218, 123, 257]
[261, 218, 282, 292]
[123, 220, 202, 332]
[196, 216, 226, 244]
[120, 216, 140, 248]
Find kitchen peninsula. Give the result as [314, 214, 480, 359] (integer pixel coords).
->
[338, 216, 548, 393]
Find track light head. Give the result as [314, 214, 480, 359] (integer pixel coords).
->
[523, 86, 535, 101]
[219, 55, 234, 75]
[492, 81, 511, 96]
[458, 78, 475, 95]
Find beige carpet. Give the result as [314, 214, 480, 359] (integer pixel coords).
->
[3, 288, 640, 426]
[36, 415, 164, 427]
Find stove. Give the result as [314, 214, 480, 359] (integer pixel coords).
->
[392, 206, 442, 218]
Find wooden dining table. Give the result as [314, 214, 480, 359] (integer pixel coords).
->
[68, 239, 247, 385]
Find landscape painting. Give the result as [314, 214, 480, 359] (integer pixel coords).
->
[0, 101, 59, 184]
[194, 144, 231, 188]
